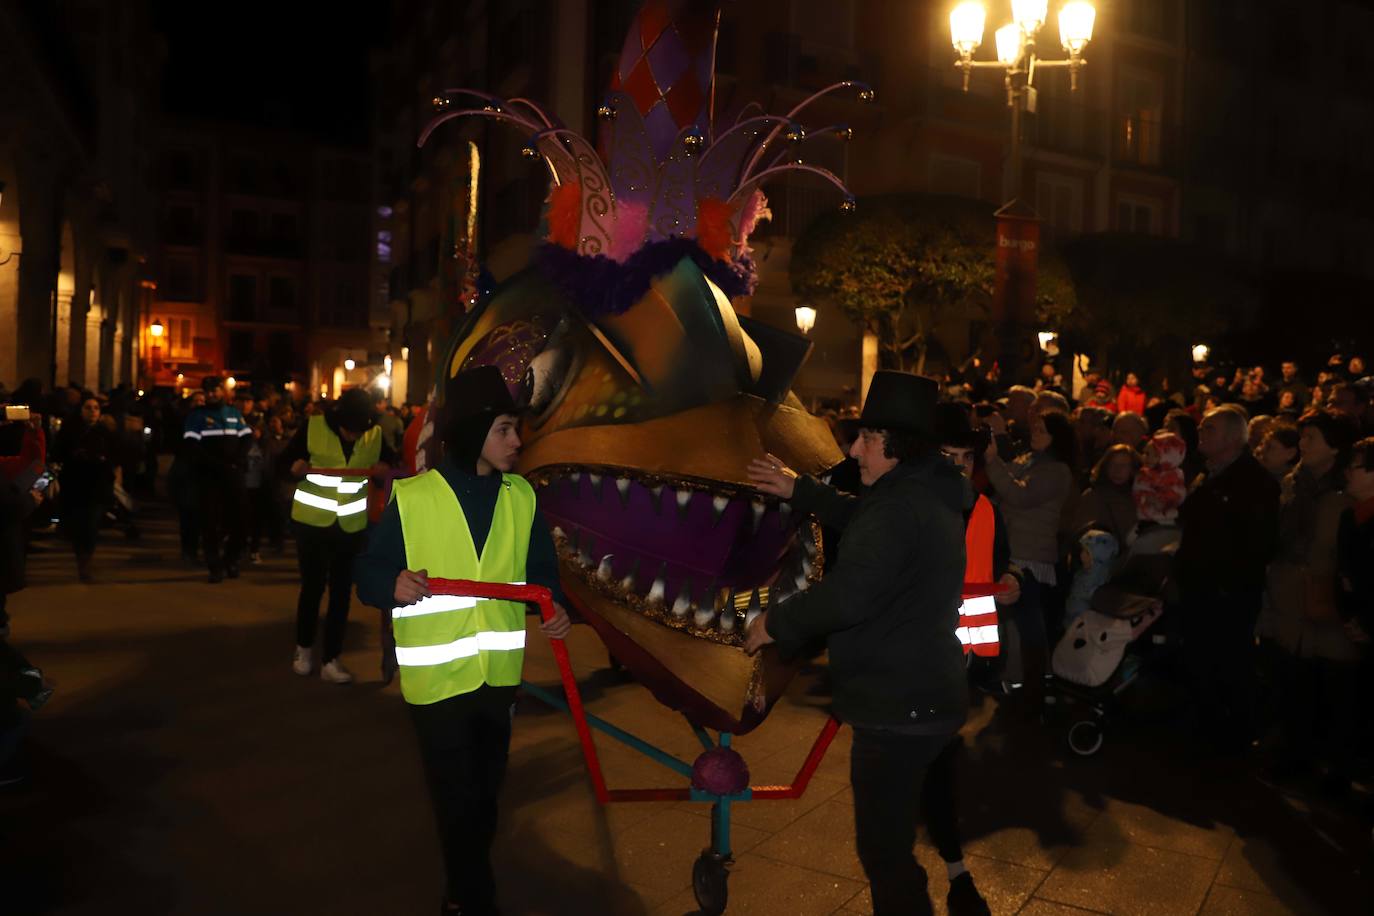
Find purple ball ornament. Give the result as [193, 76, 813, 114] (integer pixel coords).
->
[691, 747, 750, 796]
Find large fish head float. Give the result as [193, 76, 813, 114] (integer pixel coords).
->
[414, 0, 874, 733]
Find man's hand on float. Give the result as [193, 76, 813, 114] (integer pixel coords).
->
[994, 572, 1021, 606]
[747, 453, 798, 500]
[540, 602, 573, 640]
[394, 568, 431, 605]
[744, 611, 775, 656]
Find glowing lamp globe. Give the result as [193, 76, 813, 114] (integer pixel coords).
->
[1011, 0, 1048, 35]
[995, 23, 1025, 65]
[795, 305, 817, 335]
[1059, 0, 1096, 54]
[149, 320, 164, 338]
[949, 2, 986, 54]
[344, 358, 356, 371]
[1192, 343, 1210, 364]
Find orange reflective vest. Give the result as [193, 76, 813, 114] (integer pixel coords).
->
[958, 494, 1001, 657]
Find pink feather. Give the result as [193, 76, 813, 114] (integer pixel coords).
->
[609, 201, 649, 262]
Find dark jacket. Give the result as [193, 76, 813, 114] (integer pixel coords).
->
[182, 403, 250, 478]
[354, 458, 564, 613]
[1336, 499, 1374, 639]
[765, 456, 969, 731]
[1176, 451, 1280, 602]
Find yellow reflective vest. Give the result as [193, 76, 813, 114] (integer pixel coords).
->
[391, 469, 536, 705]
[290, 415, 382, 533]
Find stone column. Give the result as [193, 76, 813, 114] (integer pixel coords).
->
[14, 154, 61, 386]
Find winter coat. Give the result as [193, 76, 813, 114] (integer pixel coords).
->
[1067, 482, 1137, 547]
[985, 451, 1075, 566]
[1261, 464, 1358, 661]
[1066, 529, 1119, 623]
[1116, 385, 1147, 416]
[1176, 451, 1279, 604]
[0, 424, 45, 595]
[766, 456, 969, 731]
[1336, 499, 1374, 640]
[1133, 432, 1188, 525]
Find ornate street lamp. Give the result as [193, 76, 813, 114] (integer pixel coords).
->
[794, 305, 817, 335]
[149, 319, 165, 339]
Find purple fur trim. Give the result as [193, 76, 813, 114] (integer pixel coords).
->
[533, 239, 756, 317]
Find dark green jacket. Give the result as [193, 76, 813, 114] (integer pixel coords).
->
[766, 455, 969, 730]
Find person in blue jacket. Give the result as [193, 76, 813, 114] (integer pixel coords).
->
[182, 377, 250, 583]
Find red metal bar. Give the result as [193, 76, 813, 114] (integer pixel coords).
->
[420, 578, 844, 807]
[748, 715, 843, 799]
[426, 578, 613, 804]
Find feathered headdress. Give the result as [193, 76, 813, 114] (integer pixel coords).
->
[418, 0, 872, 317]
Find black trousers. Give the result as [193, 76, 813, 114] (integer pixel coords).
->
[851, 727, 964, 916]
[199, 478, 245, 574]
[409, 685, 516, 914]
[294, 522, 364, 662]
[1181, 594, 1261, 745]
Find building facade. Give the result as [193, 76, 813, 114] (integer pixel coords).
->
[372, 0, 1374, 405]
[149, 124, 385, 395]
[0, 0, 160, 392]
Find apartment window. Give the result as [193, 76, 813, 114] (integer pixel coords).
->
[170, 318, 195, 359]
[229, 209, 258, 242]
[1117, 196, 1161, 235]
[228, 274, 258, 321]
[164, 257, 198, 301]
[1035, 174, 1084, 237]
[928, 154, 981, 200]
[1116, 68, 1165, 167]
[268, 276, 297, 315]
[168, 151, 195, 188]
[230, 156, 260, 194]
[270, 213, 297, 244]
[167, 205, 199, 245]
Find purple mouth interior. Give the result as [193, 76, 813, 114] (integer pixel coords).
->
[532, 467, 814, 617]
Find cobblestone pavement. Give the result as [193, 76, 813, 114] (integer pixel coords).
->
[0, 505, 1369, 915]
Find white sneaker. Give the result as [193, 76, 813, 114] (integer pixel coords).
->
[292, 646, 313, 676]
[321, 658, 354, 685]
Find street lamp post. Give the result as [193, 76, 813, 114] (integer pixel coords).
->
[949, 1, 1095, 384]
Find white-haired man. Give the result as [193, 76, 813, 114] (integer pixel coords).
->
[1176, 404, 1279, 753]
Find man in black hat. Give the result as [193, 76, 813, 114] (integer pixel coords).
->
[183, 376, 250, 583]
[355, 365, 569, 916]
[746, 370, 973, 916]
[278, 387, 396, 683]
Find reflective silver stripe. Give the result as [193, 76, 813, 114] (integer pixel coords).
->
[200, 428, 226, 437]
[394, 630, 526, 666]
[392, 595, 479, 619]
[293, 489, 341, 511]
[958, 596, 998, 620]
[955, 625, 999, 645]
[336, 496, 368, 516]
[236, 427, 252, 437]
[183, 430, 201, 440]
[306, 474, 366, 494]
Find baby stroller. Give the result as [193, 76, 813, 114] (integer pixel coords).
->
[1047, 551, 1172, 756]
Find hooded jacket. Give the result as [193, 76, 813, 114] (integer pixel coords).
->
[1066, 529, 1119, 622]
[766, 455, 968, 731]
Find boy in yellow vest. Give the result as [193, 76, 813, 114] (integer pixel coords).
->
[355, 365, 570, 916]
[280, 388, 394, 684]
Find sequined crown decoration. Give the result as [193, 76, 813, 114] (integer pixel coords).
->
[418, 0, 873, 315]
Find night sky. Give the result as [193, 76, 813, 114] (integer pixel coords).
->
[151, 0, 388, 147]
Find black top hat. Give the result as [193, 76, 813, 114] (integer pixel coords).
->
[933, 401, 978, 448]
[335, 387, 375, 434]
[859, 371, 938, 436]
[444, 365, 523, 421]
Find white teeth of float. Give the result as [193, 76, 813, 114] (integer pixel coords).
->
[803, 537, 818, 559]
[795, 572, 808, 592]
[596, 555, 615, 581]
[552, 526, 565, 540]
[778, 503, 792, 527]
[751, 500, 766, 533]
[711, 494, 729, 524]
[693, 605, 714, 628]
[615, 477, 631, 506]
[570, 471, 581, 484]
[802, 557, 815, 579]
[675, 487, 692, 517]
[649, 484, 664, 510]
[588, 473, 602, 498]
[646, 573, 666, 607]
[719, 608, 737, 632]
[619, 558, 639, 593]
[671, 579, 693, 617]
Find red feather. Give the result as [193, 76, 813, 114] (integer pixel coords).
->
[695, 196, 736, 261]
[547, 181, 582, 250]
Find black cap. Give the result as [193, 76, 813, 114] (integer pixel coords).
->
[336, 387, 375, 434]
[444, 365, 523, 421]
[858, 371, 938, 437]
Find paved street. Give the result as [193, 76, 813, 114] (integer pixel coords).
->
[1, 504, 1369, 915]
